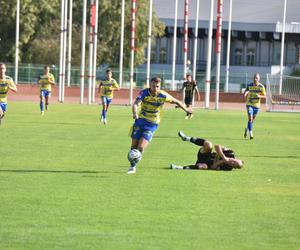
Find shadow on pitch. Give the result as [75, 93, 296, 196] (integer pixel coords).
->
[0, 169, 121, 174]
[240, 155, 299, 159]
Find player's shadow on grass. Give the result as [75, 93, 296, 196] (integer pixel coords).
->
[0, 169, 120, 174]
[241, 155, 299, 159]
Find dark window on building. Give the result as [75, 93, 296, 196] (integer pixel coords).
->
[234, 48, 243, 65]
[247, 49, 255, 65]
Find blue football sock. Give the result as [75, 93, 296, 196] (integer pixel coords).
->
[247, 121, 253, 131]
[40, 102, 44, 112]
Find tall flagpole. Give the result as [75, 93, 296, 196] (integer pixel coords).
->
[192, 0, 200, 81]
[183, 0, 189, 79]
[80, 0, 87, 104]
[59, 0, 65, 102]
[15, 0, 20, 84]
[129, 0, 137, 105]
[87, 0, 95, 105]
[224, 0, 232, 93]
[119, 0, 125, 88]
[67, 0, 73, 87]
[61, 0, 68, 102]
[279, 0, 287, 95]
[146, 0, 153, 87]
[92, 0, 99, 103]
[215, 0, 223, 110]
[171, 0, 178, 91]
[204, 0, 214, 109]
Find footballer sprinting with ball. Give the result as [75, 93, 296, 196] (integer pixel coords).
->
[127, 77, 192, 174]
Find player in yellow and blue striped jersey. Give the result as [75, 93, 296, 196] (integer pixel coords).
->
[98, 68, 119, 125]
[127, 77, 192, 174]
[37, 66, 55, 115]
[0, 63, 18, 126]
[243, 73, 266, 139]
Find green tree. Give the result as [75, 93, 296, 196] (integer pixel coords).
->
[0, 0, 165, 67]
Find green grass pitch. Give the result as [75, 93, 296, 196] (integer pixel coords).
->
[0, 102, 299, 249]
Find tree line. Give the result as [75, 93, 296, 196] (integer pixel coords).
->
[0, 0, 165, 67]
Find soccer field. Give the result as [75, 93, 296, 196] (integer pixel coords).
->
[0, 102, 299, 250]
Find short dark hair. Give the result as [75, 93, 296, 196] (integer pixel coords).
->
[44, 65, 50, 70]
[151, 77, 161, 83]
[106, 68, 112, 74]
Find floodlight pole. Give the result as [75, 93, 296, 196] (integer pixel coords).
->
[224, 0, 232, 93]
[129, 0, 137, 105]
[215, 0, 223, 110]
[146, 0, 153, 88]
[15, 0, 20, 85]
[279, 0, 287, 95]
[204, 0, 214, 109]
[171, 0, 178, 91]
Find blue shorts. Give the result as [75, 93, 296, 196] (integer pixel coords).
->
[246, 105, 259, 117]
[131, 118, 158, 142]
[101, 96, 112, 105]
[0, 103, 7, 113]
[40, 90, 51, 98]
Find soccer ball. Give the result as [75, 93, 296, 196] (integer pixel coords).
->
[128, 149, 142, 165]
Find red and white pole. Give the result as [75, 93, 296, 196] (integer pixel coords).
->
[204, 0, 214, 109]
[129, 0, 136, 105]
[183, 0, 189, 79]
[215, 0, 223, 110]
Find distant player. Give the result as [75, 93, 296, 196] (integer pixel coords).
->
[127, 77, 192, 174]
[37, 66, 55, 115]
[98, 68, 120, 125]
[170, 131, 244, 171]
[0, 63, 18, 126]
[243, 73, 266, 139]
[181, 74, 200, 119]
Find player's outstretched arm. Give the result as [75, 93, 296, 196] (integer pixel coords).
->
[171, 98, 191, 115]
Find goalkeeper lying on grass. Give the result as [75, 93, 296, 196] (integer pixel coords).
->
[170, 131, 244, 171]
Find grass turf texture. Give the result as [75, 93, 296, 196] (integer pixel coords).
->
[0, 102, 299, 250]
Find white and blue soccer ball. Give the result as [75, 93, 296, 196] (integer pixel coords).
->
[128, 149, 142, 165]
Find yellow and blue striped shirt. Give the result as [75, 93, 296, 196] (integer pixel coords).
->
[245, 82, 266, 108]
[0, 76, 16, 103]
[38, 73, 55, 91]
[136, 89, 175, 124]
[99, 78, 119, 99]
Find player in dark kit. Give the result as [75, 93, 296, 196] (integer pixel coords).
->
[170, 131, 244, 171]
[181, 74, 200, 119]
